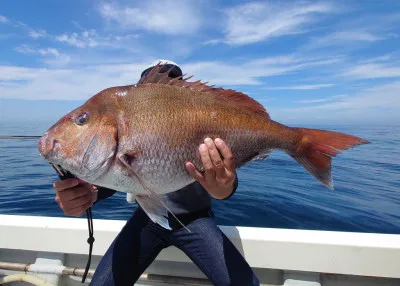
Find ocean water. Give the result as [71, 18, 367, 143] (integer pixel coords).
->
[0, 120, 399, 234]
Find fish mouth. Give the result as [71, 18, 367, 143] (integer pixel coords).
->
[38, 133, 61, 160]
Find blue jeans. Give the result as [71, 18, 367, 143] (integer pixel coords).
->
[90, 207, 260, 285]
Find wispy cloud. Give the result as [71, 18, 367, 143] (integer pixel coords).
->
[212, 1, 335, 46]
[341, 63, 400, 79]
[315, 82, 400, 109]
[99, 1, 202, 35]
[0, 63, 150, 100]
[183, 54, 344, 86]
[297, 94, 348, 103]
[306, 31, 383, 50]
[14, 45, 70, 66]
[264, 83, 335, 90]
[272, 82, 400, 123]
[56, 29, 99, 48]
[0, 15, 8, 23]
[285, 82, 400, 110]
[15, 22, 48, 39]
[0, 53, 344, 100]
[303, 12, 400, 51]
[14, 44, 36, 54]
[28, 29, 47, 39]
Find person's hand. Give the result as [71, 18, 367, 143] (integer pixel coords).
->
[185, 138, 236, 199]
[53, 178, 98, 217]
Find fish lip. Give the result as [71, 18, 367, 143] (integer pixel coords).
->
[39, 136, 60, 160]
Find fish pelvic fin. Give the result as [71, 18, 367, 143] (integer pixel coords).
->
[118, 154, 191, 232]
[137, 187, 191, 232]
[136, 194, 171, 230]
[289, 128, 369, 190]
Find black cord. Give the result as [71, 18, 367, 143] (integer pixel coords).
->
[82, 207, 95, 283]
[49, 164, 95, 284]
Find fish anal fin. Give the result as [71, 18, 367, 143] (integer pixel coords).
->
[138, 63, 269, 118]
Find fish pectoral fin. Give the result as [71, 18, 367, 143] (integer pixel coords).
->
[136, 194, 171, 230]
[120, 150, 142, 167]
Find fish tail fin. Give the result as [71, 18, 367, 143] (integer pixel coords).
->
[289, 128, 369, 189]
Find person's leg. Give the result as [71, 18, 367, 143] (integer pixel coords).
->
[90, 207, 171, 286]
[171, 217, 260, 286]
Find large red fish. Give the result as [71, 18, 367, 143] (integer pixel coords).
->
[38, 64, 369, 229]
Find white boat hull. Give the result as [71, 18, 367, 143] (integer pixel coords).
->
[1, 215, 399, 285]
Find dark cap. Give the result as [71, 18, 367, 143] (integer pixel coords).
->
[140, 63, 183, 79]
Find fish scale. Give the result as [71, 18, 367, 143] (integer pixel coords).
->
[38, 64, 369, 230]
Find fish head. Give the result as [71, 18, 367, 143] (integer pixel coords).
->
[38, 92, 118, 181]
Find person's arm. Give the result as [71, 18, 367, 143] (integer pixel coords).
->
[185, 137, 238, 200]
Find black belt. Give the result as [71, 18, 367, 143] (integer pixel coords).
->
[167, 208, 214, 230]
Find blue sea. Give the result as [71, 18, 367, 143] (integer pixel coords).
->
[0, 120, 399, 234]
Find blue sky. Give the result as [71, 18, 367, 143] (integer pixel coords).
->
[0, 0, 400, 125]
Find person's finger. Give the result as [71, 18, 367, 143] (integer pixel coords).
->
[62, 191, 92, 211]
[91, 188, 98, 204]
[199, 143, 216, 181]
[185, 162, 205, 183]
[53, 178, 79, 191]
[63, 193, 92, 216]
[204, 138, 226, 178]
[214, 138, 235, 171]
[65, 199, 92, 217]
[57, 186, 90, 202]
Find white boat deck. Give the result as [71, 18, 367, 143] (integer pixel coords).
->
[1, 214, 400, 285]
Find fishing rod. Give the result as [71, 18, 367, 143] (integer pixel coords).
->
[1, 134, 94, 283]
[0, 135, 41, 139]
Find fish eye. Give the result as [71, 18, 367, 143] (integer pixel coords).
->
[75, 112, 90, 126]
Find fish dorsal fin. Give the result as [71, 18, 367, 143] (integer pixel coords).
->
[138, 63, 269, 118]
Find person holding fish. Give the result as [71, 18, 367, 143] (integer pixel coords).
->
[52, 60, 261, 285]
[45, 58, 367, 285]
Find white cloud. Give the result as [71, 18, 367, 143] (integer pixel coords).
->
[0, 63, 149, 100]
[306, 31, 383, 49]
[182, 55, 343, 86]
[218, 1, 334, 45]
[0, 66, 41, 81]
[0, 54, 344, 100]
[99, 1, 202, 35]
[264, 83, 335, 90]
[15, 22, 48, 39]
[15, 45, 61, 57]
[297, 94, 348, 103]
[285, 82, 400, 110]
[14, 44, 36, 54]
[55, 29, 140, 51]
[56, 29, 99, 48]
[28, 29, 47, 39]
[0, 15, 8, 23]
[361, 54, 393, 63]
[14, 45, 70, 66]
[271, 82, 400, 123]
[341, 63, 400, 79]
